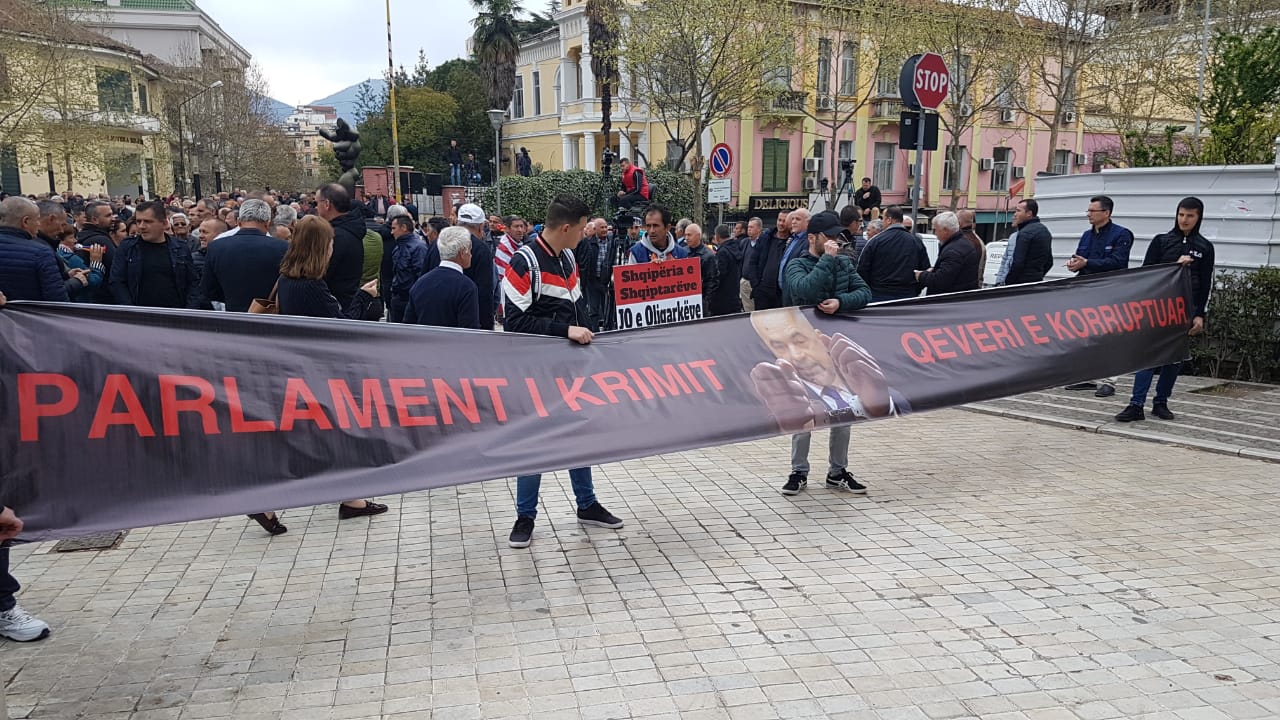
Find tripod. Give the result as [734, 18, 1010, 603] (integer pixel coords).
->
[832, 168, 856, 211]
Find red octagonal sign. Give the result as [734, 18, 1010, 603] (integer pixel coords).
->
[911, 53, 950, 111]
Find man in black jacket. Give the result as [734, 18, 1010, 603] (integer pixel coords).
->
[78, 200, 117, 302]
[709, 223, 744, 316]
[855, 177, 881, 222]
[108, 201, 196, 308]
[200, 199, 288, 312]
[1002, 198, 1053, 285]
[575, 218, 617, 330]
[445, 139, 463, 186]
[739, 217, 765, 311]
[315, 183, 366, 309]
[752, 212, 792, 310]
[916, 212, 979, 295]
[857, 205, 929, 302]
[1115, 196, 1214, 423]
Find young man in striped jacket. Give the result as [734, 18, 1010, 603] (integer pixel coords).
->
[501, 195, 624, 548]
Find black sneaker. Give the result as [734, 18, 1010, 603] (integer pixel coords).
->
[1114, 404, 1144, 422]
[826, 470, 867, 494]
[1094, 383, 1116, 398]
[508, 516, 535, 548]
[577, 502, 623, 529]
[781, 472, 808, 496]
[1151, 403, 1175, 420]
[1065, 382, 1097, 391]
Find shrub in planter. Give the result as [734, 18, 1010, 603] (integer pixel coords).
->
[1190, 266, 1280, 382]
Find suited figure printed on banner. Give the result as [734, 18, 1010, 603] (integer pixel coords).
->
[749, 307, 912, 432]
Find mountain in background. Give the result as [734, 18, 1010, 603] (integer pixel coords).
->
[309, 79, 388, 124]
[262, 96, 294, 124]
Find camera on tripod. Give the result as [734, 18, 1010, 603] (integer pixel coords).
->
[839, 158, 855, 179]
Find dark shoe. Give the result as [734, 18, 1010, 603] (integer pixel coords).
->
[1094, 383, 1116, 398]
[577, 502, 623, 529]
[1065, 382, 1097, 390]
[826, 470, 867, 494]
[1114, 404, 1144, 422]
[781, 472, 808, 496]
[248, 513, 288, 535]
[508, 516, 535, 548]
[339, 501, 388, 520]
[1151, 403, 1175, 420]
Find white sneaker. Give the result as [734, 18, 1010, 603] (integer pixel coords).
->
[0, 604, 50, 642]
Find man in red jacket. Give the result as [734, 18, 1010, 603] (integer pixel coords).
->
[614, 157, 650, 209]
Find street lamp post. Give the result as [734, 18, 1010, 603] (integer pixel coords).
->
[487, 109, 506, 216]
[177, 80, 223, 197]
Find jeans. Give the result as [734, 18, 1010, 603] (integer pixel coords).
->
[516, 468, 598, 519]
[0, 545, 19, 612]
[792, 427, 851, 475]
[1129, 363, 1181, 407]
[449, 164, 462, 186]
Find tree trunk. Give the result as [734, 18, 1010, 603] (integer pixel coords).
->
[63, 150, 73, 191]
[1043, 113, 1061, 173]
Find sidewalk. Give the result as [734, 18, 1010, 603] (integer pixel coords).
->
[966, 374, 1280, 463]
[2, 410, 1279, 719]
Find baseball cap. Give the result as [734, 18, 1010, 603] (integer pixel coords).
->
[807, 210, 843, 237]
[386, 204, 410, 219]
[457, 203, 485, 224]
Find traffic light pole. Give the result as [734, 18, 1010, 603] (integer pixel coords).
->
[910, 108, 925, 231]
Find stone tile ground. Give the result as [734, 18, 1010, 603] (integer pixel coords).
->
[2, 410, 1279, 720]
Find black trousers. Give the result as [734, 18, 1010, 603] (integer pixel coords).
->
[0, 545, 20, 612]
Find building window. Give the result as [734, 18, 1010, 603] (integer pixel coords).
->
[839, 42, 858, 96]
[943, 145, 966, 191]
[996, 63, 1017, 108]
[876, 63, 899, 97]
[873, 142, 894, 191]
[304, 153, 312, 164]
[991, 147, 1011, 191]
[767, 40, 794, 90]
[137, 83, 149, 113]
[512, 75, 524, 118]
[838, 140, 853, 161]
[817, 38, 832, 96]
[1053, 149, 1071, 175]
[761, 139, 789, 192]
[304, 139, 311, 147]
[306, 168, 314, 177]
[0, 144, 20, 195]
[96, 68, 133, 112]
[532, 70, 542, 115]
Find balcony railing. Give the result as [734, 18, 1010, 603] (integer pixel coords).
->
[765, 91, 808, 115]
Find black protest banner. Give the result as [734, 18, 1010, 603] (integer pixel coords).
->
[0, 265, 1190, 540]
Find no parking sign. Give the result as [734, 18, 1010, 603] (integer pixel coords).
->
[709, 143, 732, 178]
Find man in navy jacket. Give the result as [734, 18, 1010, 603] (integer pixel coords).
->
[404, 226, 480, 329]
[1064, 195, 1134, 397]
[0, 197, 69, 303]
[199, 199, 287, 312]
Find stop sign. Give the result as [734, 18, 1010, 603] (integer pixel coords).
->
[900, 53, 950, 110]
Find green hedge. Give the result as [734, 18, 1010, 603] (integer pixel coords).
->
[480, 167, 696, 223]
[1189, 266, 1280, 382]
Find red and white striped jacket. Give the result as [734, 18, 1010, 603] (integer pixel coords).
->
[501, 236, 587, 338]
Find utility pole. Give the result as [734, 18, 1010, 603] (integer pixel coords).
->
[386, 0, 401, 201]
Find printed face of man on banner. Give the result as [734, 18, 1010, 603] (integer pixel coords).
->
[749, 307, 909, 432]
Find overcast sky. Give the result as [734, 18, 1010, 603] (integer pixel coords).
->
[199, 0, 554, 105]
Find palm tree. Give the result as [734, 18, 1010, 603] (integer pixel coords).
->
[470, 0, 523, 111]
[586, 0, 621, 170]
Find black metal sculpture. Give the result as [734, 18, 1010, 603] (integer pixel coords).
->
[319, 118, 362, 193]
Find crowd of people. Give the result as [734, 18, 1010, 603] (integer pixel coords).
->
[0, 165, 1214, 642]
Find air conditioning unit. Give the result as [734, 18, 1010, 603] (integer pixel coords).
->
[958, 101, 974, 117]
[979, 157, 994, 171]
[1075, 153, 1087, 165]
[816, 95, 835, 111]
[1064, 111, 1078, 123]
[802, 177, 818, 191]
[1013, 166, 1026, 179]
[803, 157, 821, 172]
[999, 109, 1016, 123]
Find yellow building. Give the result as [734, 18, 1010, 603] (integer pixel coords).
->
[0, 20, 175, 198]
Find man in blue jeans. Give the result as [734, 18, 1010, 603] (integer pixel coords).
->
[1116, 196, 1214, 422]
[500, 195, 623, 548]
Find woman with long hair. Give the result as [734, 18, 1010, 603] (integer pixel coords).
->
[246, 215, 388, 535]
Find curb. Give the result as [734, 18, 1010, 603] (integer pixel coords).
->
[963, 403, 1280, 464]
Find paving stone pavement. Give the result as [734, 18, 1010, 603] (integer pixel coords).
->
[2, 410, 1279, 720]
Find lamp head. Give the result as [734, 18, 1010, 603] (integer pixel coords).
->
[487, 109, 506, 129]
